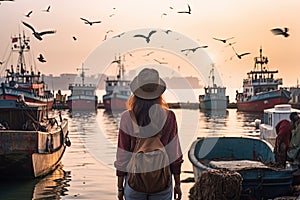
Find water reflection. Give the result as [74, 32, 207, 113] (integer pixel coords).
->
[0, 108, 269, 200]
[0, 164, 71, 200]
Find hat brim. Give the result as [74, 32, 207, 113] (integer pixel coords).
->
[130, 77, 166, 100]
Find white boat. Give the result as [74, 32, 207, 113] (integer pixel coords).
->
[259, 104, 300, 146]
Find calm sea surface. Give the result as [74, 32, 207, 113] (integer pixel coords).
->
[0, 107, 263, 200]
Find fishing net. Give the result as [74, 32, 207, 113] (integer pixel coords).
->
[189, 169, 242, 200]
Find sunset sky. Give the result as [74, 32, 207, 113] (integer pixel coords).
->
[0, 0, 299, 96]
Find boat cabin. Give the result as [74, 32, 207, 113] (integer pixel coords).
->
[0, 100, 47, 130]
[69, 83, 96, 97]
[105, 79, 131, 96]
[260, 104, 300, 143]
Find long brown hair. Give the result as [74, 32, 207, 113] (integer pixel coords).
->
[126, 94, 168, 127]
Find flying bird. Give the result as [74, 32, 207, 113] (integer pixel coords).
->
[43, 5, 51, 12]
[232, 47, 250, 59]
[161, 13, 167, 18]
[133, 30, 157, 43]
[235, 52, 250, 59]
[143, 51, 154, 57]
[181, 46, 208, 55]
[80, 17, 101, 26]
[25, 10, 33, 18]
[72, 36, 77, 41]
[213, 37, 234, 43]
[0, 60, 5, 65]
[113, 32, 125, 38]
[22, 21, 56, 41]
[103, 30, 114, 41]
[270, 27, 289, 37]
[177, 4, 191, 14]
[164, 29, 172, 34]
[37, 54, 46, 63]
[153, 59, 167, 65]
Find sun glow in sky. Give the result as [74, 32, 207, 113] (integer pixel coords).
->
[0, 0, 299, 93]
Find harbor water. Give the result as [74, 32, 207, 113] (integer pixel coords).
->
[0, 107, 264, 199]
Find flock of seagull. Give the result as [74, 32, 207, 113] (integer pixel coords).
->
[0, 0, 291, 65]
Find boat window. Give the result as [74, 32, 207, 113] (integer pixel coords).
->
[263, 113, 269, 125]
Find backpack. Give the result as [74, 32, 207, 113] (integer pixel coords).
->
[126, 111, 171, 193]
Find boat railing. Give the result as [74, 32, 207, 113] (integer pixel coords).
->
[243, 78, 283, 85]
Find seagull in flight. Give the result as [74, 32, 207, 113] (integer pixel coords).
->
[232, 47, 250, 59]
[213, 37, 234, 43]
[113, 32, 125, 38]
[43, 5, 51, 12]
[181, 46, 208, 55]
[80, 17, 102, 26]
[22, 21, 56, 41]
[133, 30, 157, 43]
[164, 30, 172, 34]
[37, 54, 46, 63]
[25, 10, 33, 18]
[154, 59, 167, 65]
[178, 4, 191, 14]
[143, 51, 154, 57]
[271, 27, 289, 37]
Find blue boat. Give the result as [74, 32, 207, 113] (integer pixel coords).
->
[188, 136, 296, 199]
[199, 64, 228, 110]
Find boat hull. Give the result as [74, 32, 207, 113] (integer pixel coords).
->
[237, 90, 290, 112]
[200, 99, 228, 110]
[103, 94, 129, 111]
[67, 98, 98, 111]
[188, 136, 295, 199]
[0, 119, 69, 178]
[0, 87, 54, 109]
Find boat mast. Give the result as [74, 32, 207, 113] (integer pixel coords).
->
[209, 63, 215, 87]
[13, 33, 28, 74]
[77, 63, 89, 86]
[254, 47, 268, 72]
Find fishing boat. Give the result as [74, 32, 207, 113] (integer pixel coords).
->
[259, 104, 300, 146]
[0, 33, 54, 109]
[0, 99, 70, 178]
[188, 136, 296, 199]
[199, 64, 228, 110]
[102, 56, 131, 111]
[235, 47, 291, 112]
[66, 64, 98, 111]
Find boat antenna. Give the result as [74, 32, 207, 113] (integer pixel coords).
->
[115, 54, 122, 80]
[121, 55, 125, 80]
[254, 46, 268, 71]
[76, 63, 89, 86]
[209, 63, 215, 87]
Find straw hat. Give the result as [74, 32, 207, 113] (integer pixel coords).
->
[130, 68, 166, 100]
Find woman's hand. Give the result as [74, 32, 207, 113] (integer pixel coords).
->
[173, 184, 182, 200]
[117, 176, 125, 200]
